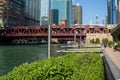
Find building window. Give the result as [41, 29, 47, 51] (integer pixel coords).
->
[4, 19, 7, 23]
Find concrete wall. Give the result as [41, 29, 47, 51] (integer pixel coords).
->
[51, 38, 58, 43]
[86, 33, 113, 44]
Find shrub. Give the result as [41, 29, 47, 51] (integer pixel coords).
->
[0, 53, 105, 80]
[117, 41, 120, 48]
[96, 38, 100, 44]
[102, 38, 108, 47]
[91, 39, 95, 44]
[108, 41, 114, 46]
[90, 38, 100, 44]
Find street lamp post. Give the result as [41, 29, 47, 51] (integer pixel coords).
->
[48, 25, 51, 59]
[74, 31, 77, 48]
[48, 0, 51, 59]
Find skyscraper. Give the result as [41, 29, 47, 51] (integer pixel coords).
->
[25, 0, 40, 26]
[0, 0, 25, 27]
[67, 0, 73, 25]
[50, 9, 59, 25]
[107, 0, 116, 24]
[73, 4, 82, 24]
[50, 0, 72, 26]
[40, 0, 49, 26]
[117, 0, 120, 23]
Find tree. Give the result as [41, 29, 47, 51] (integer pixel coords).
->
[102, 38, 108, 47]
[96, 38, 100, 44]
[91, 39, 95, 44]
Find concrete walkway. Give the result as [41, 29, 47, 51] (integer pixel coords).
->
[103, 47, 120, 70]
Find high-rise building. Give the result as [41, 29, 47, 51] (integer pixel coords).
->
[72, 4, 82, 24]
[67, 0, 72, 25]
[40, 0, 49, 26]
[96, 14, 98, 24]
[25, 0, 40, 26]
[107, 0, 116, 24]
[50, 0, 72, 26]
[50, 9, 59, 25]
[117, 0, 120, 23]
[41, 16, 49, 26]
[0, 0, 25, 28]
[105, 13, 108, 24]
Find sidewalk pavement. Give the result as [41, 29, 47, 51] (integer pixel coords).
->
[103, 47, 120, 70]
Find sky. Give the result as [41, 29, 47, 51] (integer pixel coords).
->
[74, 0, 107, 24]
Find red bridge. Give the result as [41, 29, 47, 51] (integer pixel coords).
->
[0, 25, 107, 44]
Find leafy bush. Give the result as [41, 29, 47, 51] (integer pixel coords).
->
[91, 39, 95, 44]
[117, 41, 120, 48]
[0, 53, 105, 80]
[90, 38, 100, 44]
[108, 41, 114, 46]
[96, 38, 100, 44]
[102, 38, 108, 47]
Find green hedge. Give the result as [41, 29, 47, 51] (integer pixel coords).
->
[0, 53, 105, 80]
[90, 38, 100, 44]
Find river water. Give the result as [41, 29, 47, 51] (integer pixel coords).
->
[0, 44, 63, 76]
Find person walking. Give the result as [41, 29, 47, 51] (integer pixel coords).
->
[114, 42, 117, 50]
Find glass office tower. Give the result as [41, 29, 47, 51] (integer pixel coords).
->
[50, 0, 72, 26]
[67, 0, 72, 25]
[73, 4, 82, 24]
[40, 0, 49, 26]
[25, 0, 41, 26]
[117, 0, 120, 23]
[107, 0, 116, 24]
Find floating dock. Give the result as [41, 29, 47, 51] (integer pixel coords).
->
[57, 48, 101, 53]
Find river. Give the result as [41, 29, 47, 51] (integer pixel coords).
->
[0, 44, 64, 76]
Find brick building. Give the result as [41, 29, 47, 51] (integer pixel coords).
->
[0, 0, 25, 28]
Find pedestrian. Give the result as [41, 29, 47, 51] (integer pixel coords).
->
[114, 42, 117, 50]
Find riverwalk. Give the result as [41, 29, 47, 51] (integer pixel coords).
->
[103, 47, 120, 70]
